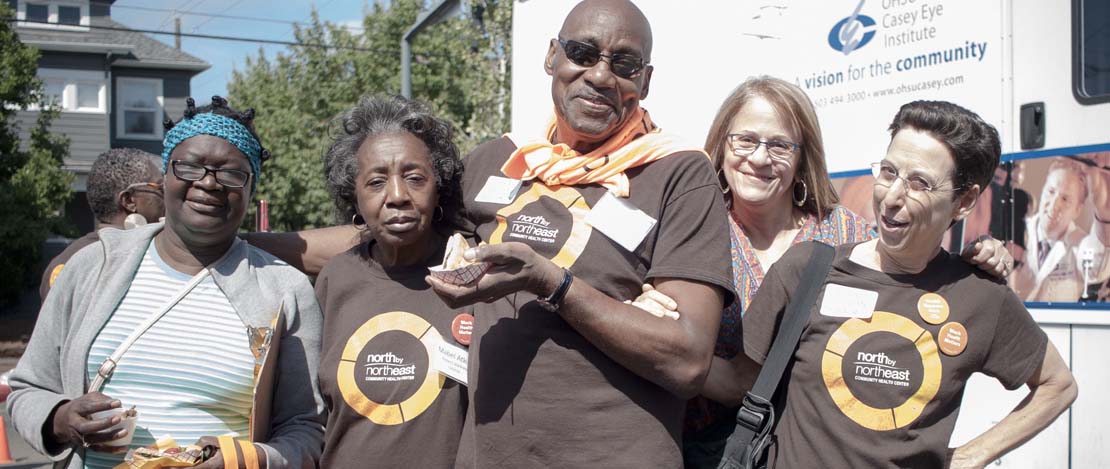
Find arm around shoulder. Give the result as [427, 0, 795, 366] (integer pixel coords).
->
[245, 225, 361, 276]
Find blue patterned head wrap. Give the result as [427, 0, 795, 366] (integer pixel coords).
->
[161, 112, 262, 192]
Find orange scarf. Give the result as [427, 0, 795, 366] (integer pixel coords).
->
[501, 108, 703, 197]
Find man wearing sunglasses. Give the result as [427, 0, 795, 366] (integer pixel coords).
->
[424, 1, 733, 467]
[40, 148, 164, 303]
[234, 3, 729, 465]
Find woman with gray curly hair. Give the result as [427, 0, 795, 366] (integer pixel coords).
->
[313, 95, 470, 467]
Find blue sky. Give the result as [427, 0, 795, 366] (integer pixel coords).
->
[110, 0, 368, 105]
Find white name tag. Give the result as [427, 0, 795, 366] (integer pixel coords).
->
[819, 284, 877, 319]
[434, 340, 469, 386]
[584, 192, 657, 252]
[474, 176, 522, 205]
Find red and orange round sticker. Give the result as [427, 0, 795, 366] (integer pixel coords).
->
[452, 313, 475, 346]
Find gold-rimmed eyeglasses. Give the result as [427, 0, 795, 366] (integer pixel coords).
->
[726, 134, 799, 161]
[871, 162, 960, 195]
[124, 182, 163, 198]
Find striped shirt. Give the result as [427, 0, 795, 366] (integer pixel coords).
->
[85, 243, 255, 469]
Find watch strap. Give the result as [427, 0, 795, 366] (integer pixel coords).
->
[537, 268, 573, 311]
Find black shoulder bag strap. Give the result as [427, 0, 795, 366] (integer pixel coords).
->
[718, 242, 835, 469]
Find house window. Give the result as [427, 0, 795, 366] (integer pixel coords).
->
[34, 69, 106, 113]
[42, 79, 66, 107]
[57, 5, 81, 25]
[117, 77, 164, 140]
[25, 4, 49, 23]
[1073, 0, 1110, 104]
[76, 83, 100, 110]
[17, 1, 89, 30]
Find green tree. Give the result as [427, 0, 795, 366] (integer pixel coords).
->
[0, 3, 75, 305]
[228, 0, 511, 231]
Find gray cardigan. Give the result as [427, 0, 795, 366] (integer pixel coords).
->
[7, 224, 325, 468]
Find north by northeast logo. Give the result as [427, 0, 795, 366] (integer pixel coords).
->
[828, 0, 876, 55]
[491, 184, 593, 268]
[508, 214, 560, 244]
[822, 312, 941, 431]
[852, 351, 911, 387]
[337, 311, 445, 425]
[363, 351, 417, 382]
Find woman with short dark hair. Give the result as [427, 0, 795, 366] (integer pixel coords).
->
[314, 95, 468, 467]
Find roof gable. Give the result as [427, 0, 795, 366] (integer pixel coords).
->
[17, 10, 209, 73]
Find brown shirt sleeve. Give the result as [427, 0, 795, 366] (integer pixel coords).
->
[741, 249, 797, 365]
[981, 289, 1049, 390]
[644, 154, 734, 300]
[39, 232, 99, 304]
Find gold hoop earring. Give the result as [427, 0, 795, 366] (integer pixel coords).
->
[717, 168, 730, 195]
[793, 179, 808, 207]
[352, 213, 367, 229]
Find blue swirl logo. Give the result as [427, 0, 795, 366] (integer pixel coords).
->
[828, 2, 876, 55]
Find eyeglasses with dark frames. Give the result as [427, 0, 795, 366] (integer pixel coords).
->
[871, 162, 960, 195]
[170, 160, 251, 189]
[726, 134, 800, 161]
[556, 38, 646, 79]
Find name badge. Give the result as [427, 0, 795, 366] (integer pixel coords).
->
[474, 176, 522, 205]
[584, 192, 657, 252]
[433, 339, 469, 386]
[819, 284, 877, 319]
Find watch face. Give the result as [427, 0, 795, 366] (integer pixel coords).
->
[535, 298, 559, 313]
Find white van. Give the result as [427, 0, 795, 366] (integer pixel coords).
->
[511, 1, 1108, 466]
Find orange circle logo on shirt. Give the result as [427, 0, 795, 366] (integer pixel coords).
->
[821, 311, 942, 431]
[336, 311, 445, 426]
[488, 183, 592, 268]
[49, 264, 65, 287]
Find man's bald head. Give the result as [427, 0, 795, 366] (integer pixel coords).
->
[546, 0, 655, 151]
[560, 0, 653, 62]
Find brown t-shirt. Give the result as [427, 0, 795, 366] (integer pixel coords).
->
[744, 242, 1048, 468]
[39, 230, 100, 303]
[458, 137, 734, 467]
[316, 243, 468, 468]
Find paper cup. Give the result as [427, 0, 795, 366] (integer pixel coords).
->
[429, 262, 489, 285]
[90, 408, 138, 448]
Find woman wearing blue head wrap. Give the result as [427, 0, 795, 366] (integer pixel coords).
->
[8, 96, 325, 469]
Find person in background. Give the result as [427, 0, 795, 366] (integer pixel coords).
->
[39, 148, 164, 302]
[1080, 152, 1110, 300]
[1012, 158, 1110, 301]
[8, 97, 325, 469]
[314, 95, 470, 467]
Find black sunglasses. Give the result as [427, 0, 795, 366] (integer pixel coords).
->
[171, 160, 251, 189]
[556, 38, 646, 79]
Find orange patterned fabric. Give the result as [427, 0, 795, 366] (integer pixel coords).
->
[501, 108, 703, 197]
